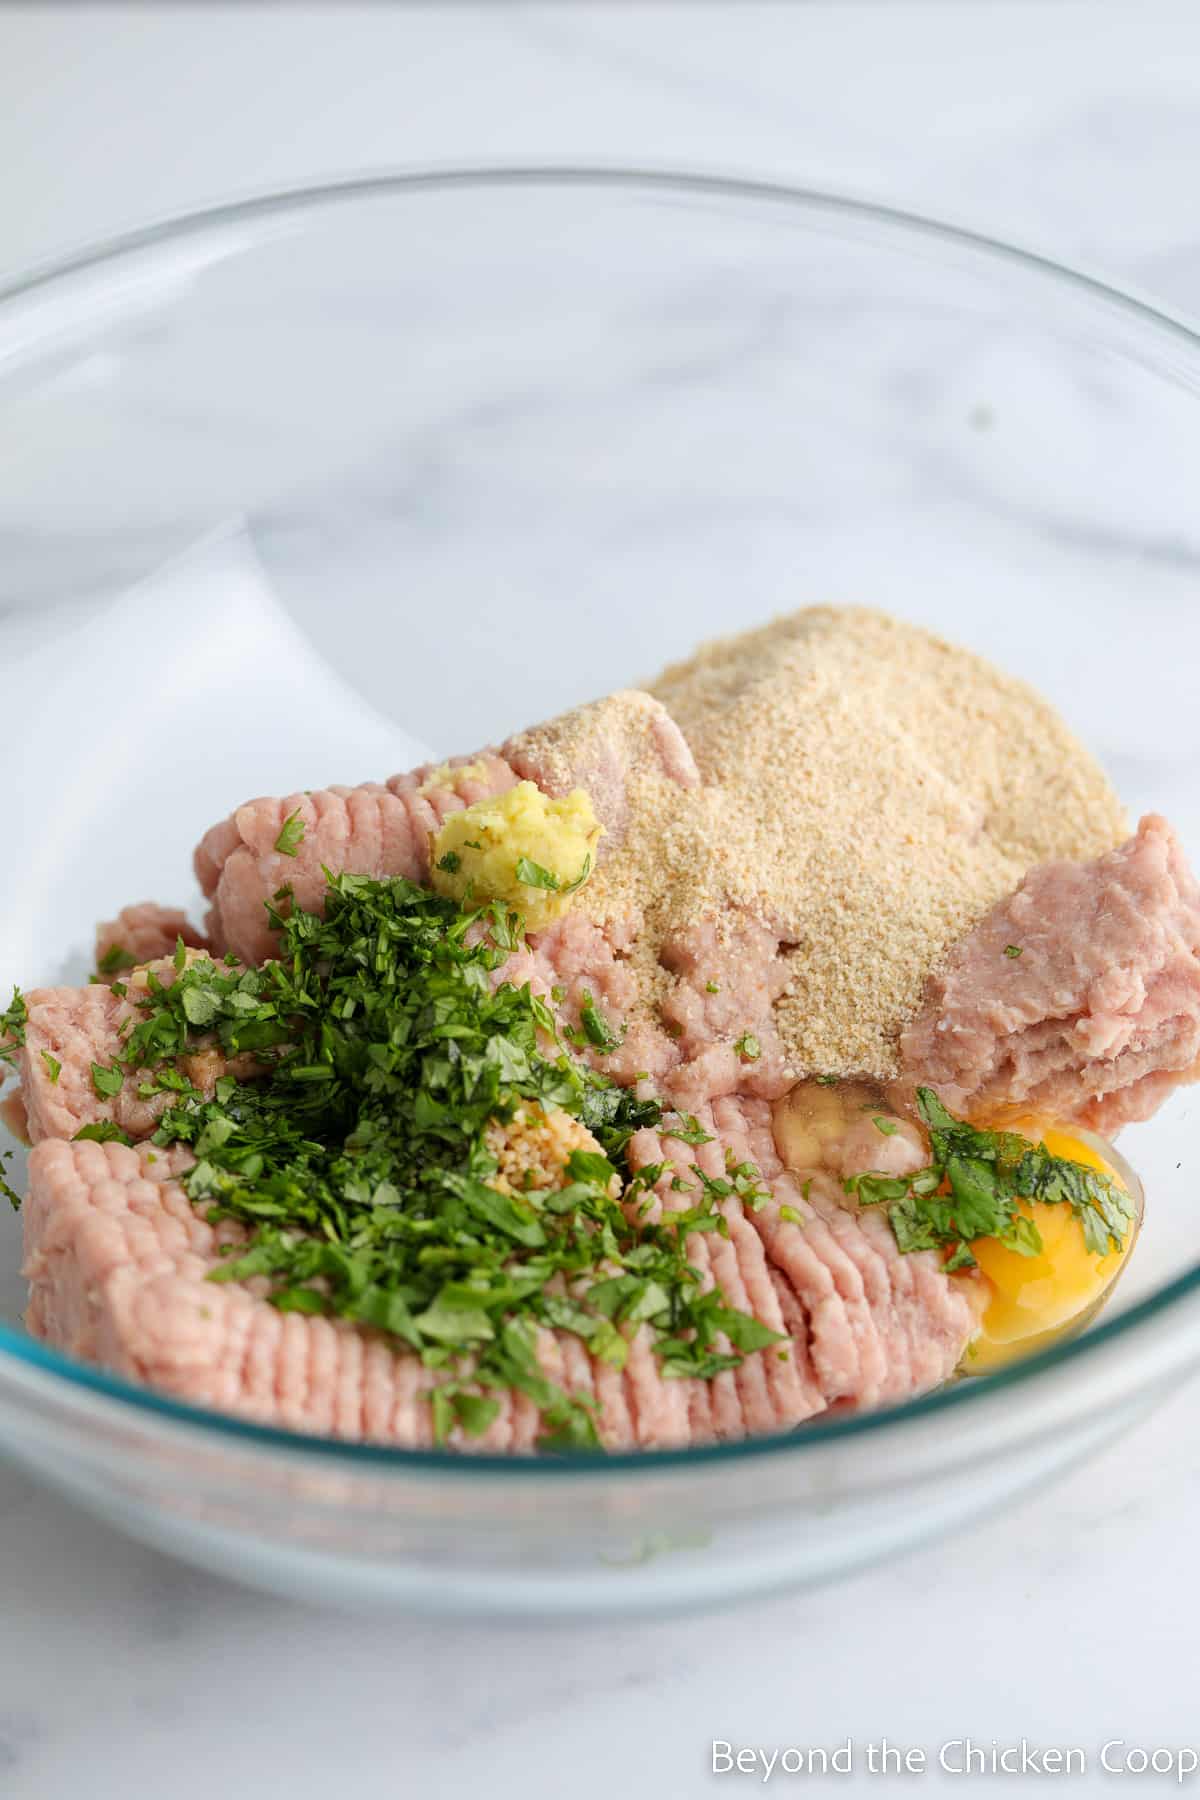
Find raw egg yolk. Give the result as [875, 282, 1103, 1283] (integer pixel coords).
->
[964, 1123, 1135, 1373]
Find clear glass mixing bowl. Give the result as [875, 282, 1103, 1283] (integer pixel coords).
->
[2, 170, 1199, 1615]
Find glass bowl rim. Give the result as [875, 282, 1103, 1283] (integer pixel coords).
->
[3, 161, 1199, 1480]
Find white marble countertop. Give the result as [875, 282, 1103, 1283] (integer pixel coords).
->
[3, 5, 1200, 1794]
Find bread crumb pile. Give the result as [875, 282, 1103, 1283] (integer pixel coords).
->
[577, 607, 1128, 1078]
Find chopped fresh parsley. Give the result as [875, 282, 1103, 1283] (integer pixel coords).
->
[274, 811, 306, 857]
[663, 1113, 714, 1147]
[514, 853, 592, 898]
[40, 1052, 62, 1085]
[90, 1061, 125, 1099]
[560, 854, 593, 897]
[844, 1171, 911, 1207]
[734, 1032, 761, 1063]
[0, 988, 27, 1066]
[705, 981, 720, 995]
[515, 856, 561, 892]
[672, 1154, 772, 1219]
[1004, 944, 1024, 960]
[848, 1087, 1134, 1270]
[436, 851, 462, 875]
[431, 1386, 501, 1445]
[0, 1151, 19, 1211]
[722, 1153, 772, 1212]
[121, 873, 782, 1448]
[569, 991, 625, 1055]
[72, 1121, 134, 1147]
[815, 1073, 838, 1087]
[97, 945, 137, 977]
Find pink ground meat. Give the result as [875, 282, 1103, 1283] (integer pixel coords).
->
[898, 814, 1200, 1135]
[16, 962, 250, 1146]
[22, 1121, 979, 1450]
[15, 691, 1200, 1448]
[94, 904, 207, 980]
[194, 752, 519, 967]
[195, 692, 699, 966]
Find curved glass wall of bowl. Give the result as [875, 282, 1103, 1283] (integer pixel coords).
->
[0, 528, 431, 1325]
[1, 177, 1198, 766]
[0, 173, 1199, 1612]
[0, 1279, 1193, 1613]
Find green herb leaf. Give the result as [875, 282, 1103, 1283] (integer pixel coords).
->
[708, 1306, 786, 1354]
[845, 1172, 911, 1207]
[40, 1051, 62, 1085]
[0, 988, 28, 1064]
[515, 856, 560, 891]
[559, 854, 593, 897]
[72, 1121, 134, 1147]
[90, 1061, 124, 1099]
[663, 1113, 714, 1147]
[452, 1391, 501, 1436]
[180, 986, 220, 1028]
[876, 1087, 1135, 1268]
[457, 1177, 548, 1248]
[274, 810, 306, 857]
[80, 868, 788, 1445]
[431, 1387, 455, 1444]
[0, 1149, 21, 1210]
[97, 945, 137, 976]
[577, 991, 625, 1054]
[272, 1286, 329, 1316]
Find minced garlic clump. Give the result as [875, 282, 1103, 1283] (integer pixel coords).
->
[430, 780, 601, 931]
[484, 1103, 616, 1198]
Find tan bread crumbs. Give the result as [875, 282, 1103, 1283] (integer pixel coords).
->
[540, 608, 1127, 1080]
